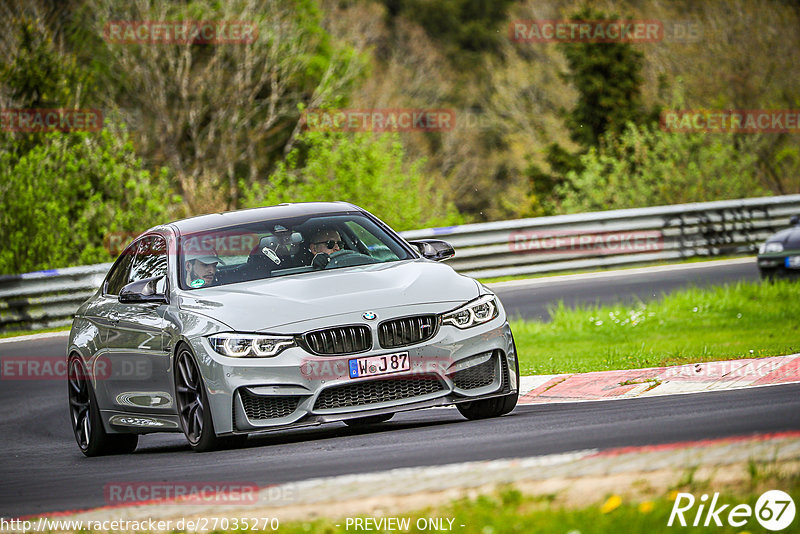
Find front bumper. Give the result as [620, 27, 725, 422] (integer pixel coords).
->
[758, 253, 800, 278]
[189, 317, 517, 435]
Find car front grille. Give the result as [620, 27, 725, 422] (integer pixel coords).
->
[304, 325, 371, 355]
[452, 354, 497, 390]
[314, 375, 445, 411]
[239, 390, 301, 421]
[378, 315, 438, 348]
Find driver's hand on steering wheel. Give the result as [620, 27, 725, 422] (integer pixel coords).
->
[311, 252, 330, 270]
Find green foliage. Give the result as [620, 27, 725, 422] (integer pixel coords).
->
[0, 17, 93, 109]
[559, 7, 652, 148]
[526, 7, 660, 215]
[2, 0, 798, 278]
[0, 13, 99, 156]
[0, 125, 177, 275]
[525, 143, 585, 215]
[558, 122, 765, 213]
[381, 0, 515, 61]
[241, 130, 463, 231]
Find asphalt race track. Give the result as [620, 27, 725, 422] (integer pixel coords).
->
[2, 259, 790, 519]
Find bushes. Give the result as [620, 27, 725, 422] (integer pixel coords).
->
[558, 122, 765, 213]
[0, 125, 177, 275]
[241, 130, 463, 231]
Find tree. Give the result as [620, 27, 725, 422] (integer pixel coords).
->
[558, 122, 764, 213]
[379, 0, 515, 63]
[558, 7, 654, 148]
[0, 4, 99, 156]
[241, 130, 462, 231]
[521, 6, 661, 214]
[87, 0, 366, 213]
[0, 125, 176, 274]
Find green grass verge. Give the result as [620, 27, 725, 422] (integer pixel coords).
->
[511, 280, 800, 375]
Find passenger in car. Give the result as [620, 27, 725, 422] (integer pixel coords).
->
[184, 252, 220, 288]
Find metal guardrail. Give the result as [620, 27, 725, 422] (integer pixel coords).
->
[402, 195, 800, 278]
[2, 195, 799, 332]
[0, 263, 112, 332]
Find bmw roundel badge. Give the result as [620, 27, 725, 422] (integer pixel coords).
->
[362, 311, 377, 321]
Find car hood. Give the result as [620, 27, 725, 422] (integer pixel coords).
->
[177, 260, 480, 331]
[768, 227, 800, 249]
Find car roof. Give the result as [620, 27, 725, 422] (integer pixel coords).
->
[166, 202, 364, 235]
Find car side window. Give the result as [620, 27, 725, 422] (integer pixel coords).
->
[128, 236, 168, 284]
[104, 246, 136, 295]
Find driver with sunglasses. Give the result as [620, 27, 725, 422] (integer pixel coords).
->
[308, 228, 345, 268]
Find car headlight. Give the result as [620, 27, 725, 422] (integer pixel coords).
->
[441, 295, 499, 329]
[207, 333, 295, 357]
[760, 242, 784, 254]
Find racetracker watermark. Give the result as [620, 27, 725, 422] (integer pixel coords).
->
[661, 110, 800, 134]
[1, 357, 110, 380]
[510, 20, 663, 43]
[663, 360, 786, 379]
[668, 490, 795, 530]
[662, 20, 703, 43]
[509, 230, 663, 255]
[105, 231, 264, 257]
[301, 355, 454, 381]
[0, 517, 280, 533]
[103, 21, 258, 44]
[302, 109, 455, 132]
[1, 109, 103, 132]
[104, 482, 266, 505]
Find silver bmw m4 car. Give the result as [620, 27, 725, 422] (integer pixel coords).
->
[67, 202, 519, 455]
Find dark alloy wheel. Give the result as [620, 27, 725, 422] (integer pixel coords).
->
[68, 356, 138, 456]
[68, 358, 92, 450]
[175, 346, 243, 451]
[175, 348, 206, 446]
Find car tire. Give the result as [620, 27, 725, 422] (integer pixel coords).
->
[343, 413, 394, 426]
[175, 345, 225, 452]
[456, 349, 519, 421]
[68, 356, 138, 456]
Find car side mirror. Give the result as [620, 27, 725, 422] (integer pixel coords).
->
[119, 276, 168, 304]
[791, 215, 800, 226]
[408, 239, 455, 262]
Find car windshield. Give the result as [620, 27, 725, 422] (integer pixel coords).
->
[178, 213, 413, 289]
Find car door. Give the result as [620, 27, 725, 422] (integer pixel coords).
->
[82, 244, 136, 410]
[102, 235, 173, 414]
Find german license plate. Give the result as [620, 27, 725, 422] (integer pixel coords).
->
[349, 352, 410, 379]
[785, 256, 800, 268]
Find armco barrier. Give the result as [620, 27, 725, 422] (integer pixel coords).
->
[403, 195, 800, 278]
[1, 195, 799, 332]
[0, 264, 111, 332]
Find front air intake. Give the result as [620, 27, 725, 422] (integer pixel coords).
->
[314, 375, 445, 410]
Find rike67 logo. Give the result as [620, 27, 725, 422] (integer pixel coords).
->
[669, 490, 795, 531]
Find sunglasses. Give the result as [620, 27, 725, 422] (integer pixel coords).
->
[312, 240, 344, 250]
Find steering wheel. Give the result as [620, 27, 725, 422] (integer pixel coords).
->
[325, 249, 378, 268]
